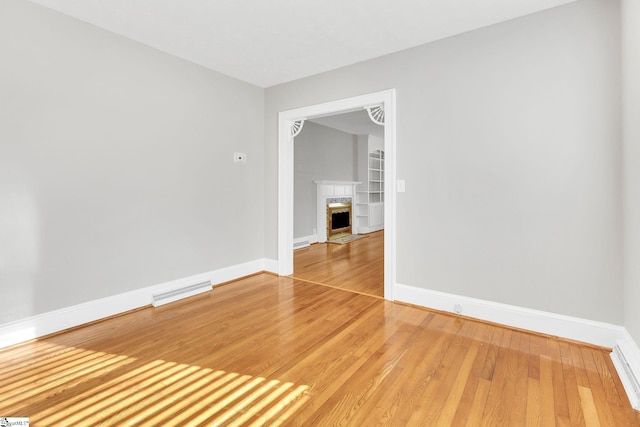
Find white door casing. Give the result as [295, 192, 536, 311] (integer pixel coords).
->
[277, 89, 396, 300]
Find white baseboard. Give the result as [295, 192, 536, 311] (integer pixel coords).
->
[394, 283, 625, 348]
[293, 234, 318, 249]
[394, 282, 640, 407]
[611, 329, 640, 410]
[262, 258, 279, 274]
[0, 258, 275, 349]
[358, 225, 384, 234]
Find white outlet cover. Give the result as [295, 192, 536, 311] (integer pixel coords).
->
[233, 152, 247, 163]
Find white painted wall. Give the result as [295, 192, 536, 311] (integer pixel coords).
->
[0, 1, 264, 324]
[368, 135, 384, 153]
[622, 0, 640, 344]
[294, 122, 358, 238]
[265, 0, 623, 323]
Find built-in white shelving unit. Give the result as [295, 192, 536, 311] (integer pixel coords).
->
[356, 149, 384, 233]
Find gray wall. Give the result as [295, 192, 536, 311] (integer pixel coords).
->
[2, 0, 633, 335]
[622, 0, 640, 344]
[265, 0, 623, 323]
[0, 1, 264, 323]
[294, 122, 358, 239]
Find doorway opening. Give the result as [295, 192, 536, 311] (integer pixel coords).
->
[277, 89, 396, 300]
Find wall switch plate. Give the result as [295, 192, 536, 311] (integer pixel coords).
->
[397, 179, 406, 192]
[233, 152, 247, 163]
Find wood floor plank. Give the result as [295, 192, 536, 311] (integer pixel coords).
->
[527, 334, 546, 427]
[0, 273, 638, 426]
[579, 386, 602, 427]
[580, 347, 617, 427]
[308, 313, 462, 425]
[527, 376, 543, 427]
[272, 304, 426, 423]
[560, 341, 588, 426]
[550, 338, 573, 425]
[508, 331, 532, 426]
[480, 327, 515, 426]
[540, 354, 558, 427]
[344, 313, 459, 425]
[405, 320, 481, 426]
[292, 230, 384, 297]
[434, 333, 482, 426]
[466, 378, 493, 425]
[449, 324, 496, 426]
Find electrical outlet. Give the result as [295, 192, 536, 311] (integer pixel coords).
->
[233, 152, 247, 163]
[454, 304, 462, 314]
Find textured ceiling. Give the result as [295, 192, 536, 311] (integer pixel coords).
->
[29, 0, 577, 88]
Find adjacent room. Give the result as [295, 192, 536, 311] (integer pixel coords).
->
[291, 110, 385, 297]
[1, 0, 640, 424]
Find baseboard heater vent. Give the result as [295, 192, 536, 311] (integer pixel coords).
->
[152, 280, 212, 307]
[293, 240, 310, 249]
[612, 344, 640, 409]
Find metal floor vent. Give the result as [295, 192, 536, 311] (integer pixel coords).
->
[612, 344, 640, 409]
[152, 280, 212, 307]
[294, 240, 310, 249]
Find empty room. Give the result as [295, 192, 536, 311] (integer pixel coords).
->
[1, 0, 640, 425]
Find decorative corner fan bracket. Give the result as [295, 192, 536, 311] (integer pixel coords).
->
[365, 105, 385, 126]
[290, 119, 306, 138]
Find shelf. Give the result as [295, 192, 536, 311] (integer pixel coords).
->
[357, 149, 385, 231]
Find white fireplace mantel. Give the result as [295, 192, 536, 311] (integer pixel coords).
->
[314, 180, 361, 243]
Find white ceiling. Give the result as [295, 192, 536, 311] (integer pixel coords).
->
[29, 0, 577, 88]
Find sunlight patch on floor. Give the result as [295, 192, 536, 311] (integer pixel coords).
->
[0, 342, 310, 426]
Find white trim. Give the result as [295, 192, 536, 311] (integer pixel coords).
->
[395, 282, 640, 408]
[611, 330, 640, 410]
[394, 283, 625, 348]
[262, 258, 279, 274]
[278, 89, 397, 300]
[294, 234, 318, 249]
[278, 111, 294, 276]
[313, 180, 362, 185]
[358, 224, 384, 234]
[0, 259, 276, 349]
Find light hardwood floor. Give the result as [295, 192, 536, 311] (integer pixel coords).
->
[1, 273, 638, 426]
[292, 230, 384, 297]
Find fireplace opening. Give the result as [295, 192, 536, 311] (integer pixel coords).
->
[332, 211, 350, 230]
[327, 201, 352, 240]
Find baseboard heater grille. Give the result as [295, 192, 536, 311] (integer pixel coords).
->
[612, 344, 640, 409]
[294, 240, 310, 249]
[152, 280, 212, 307]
